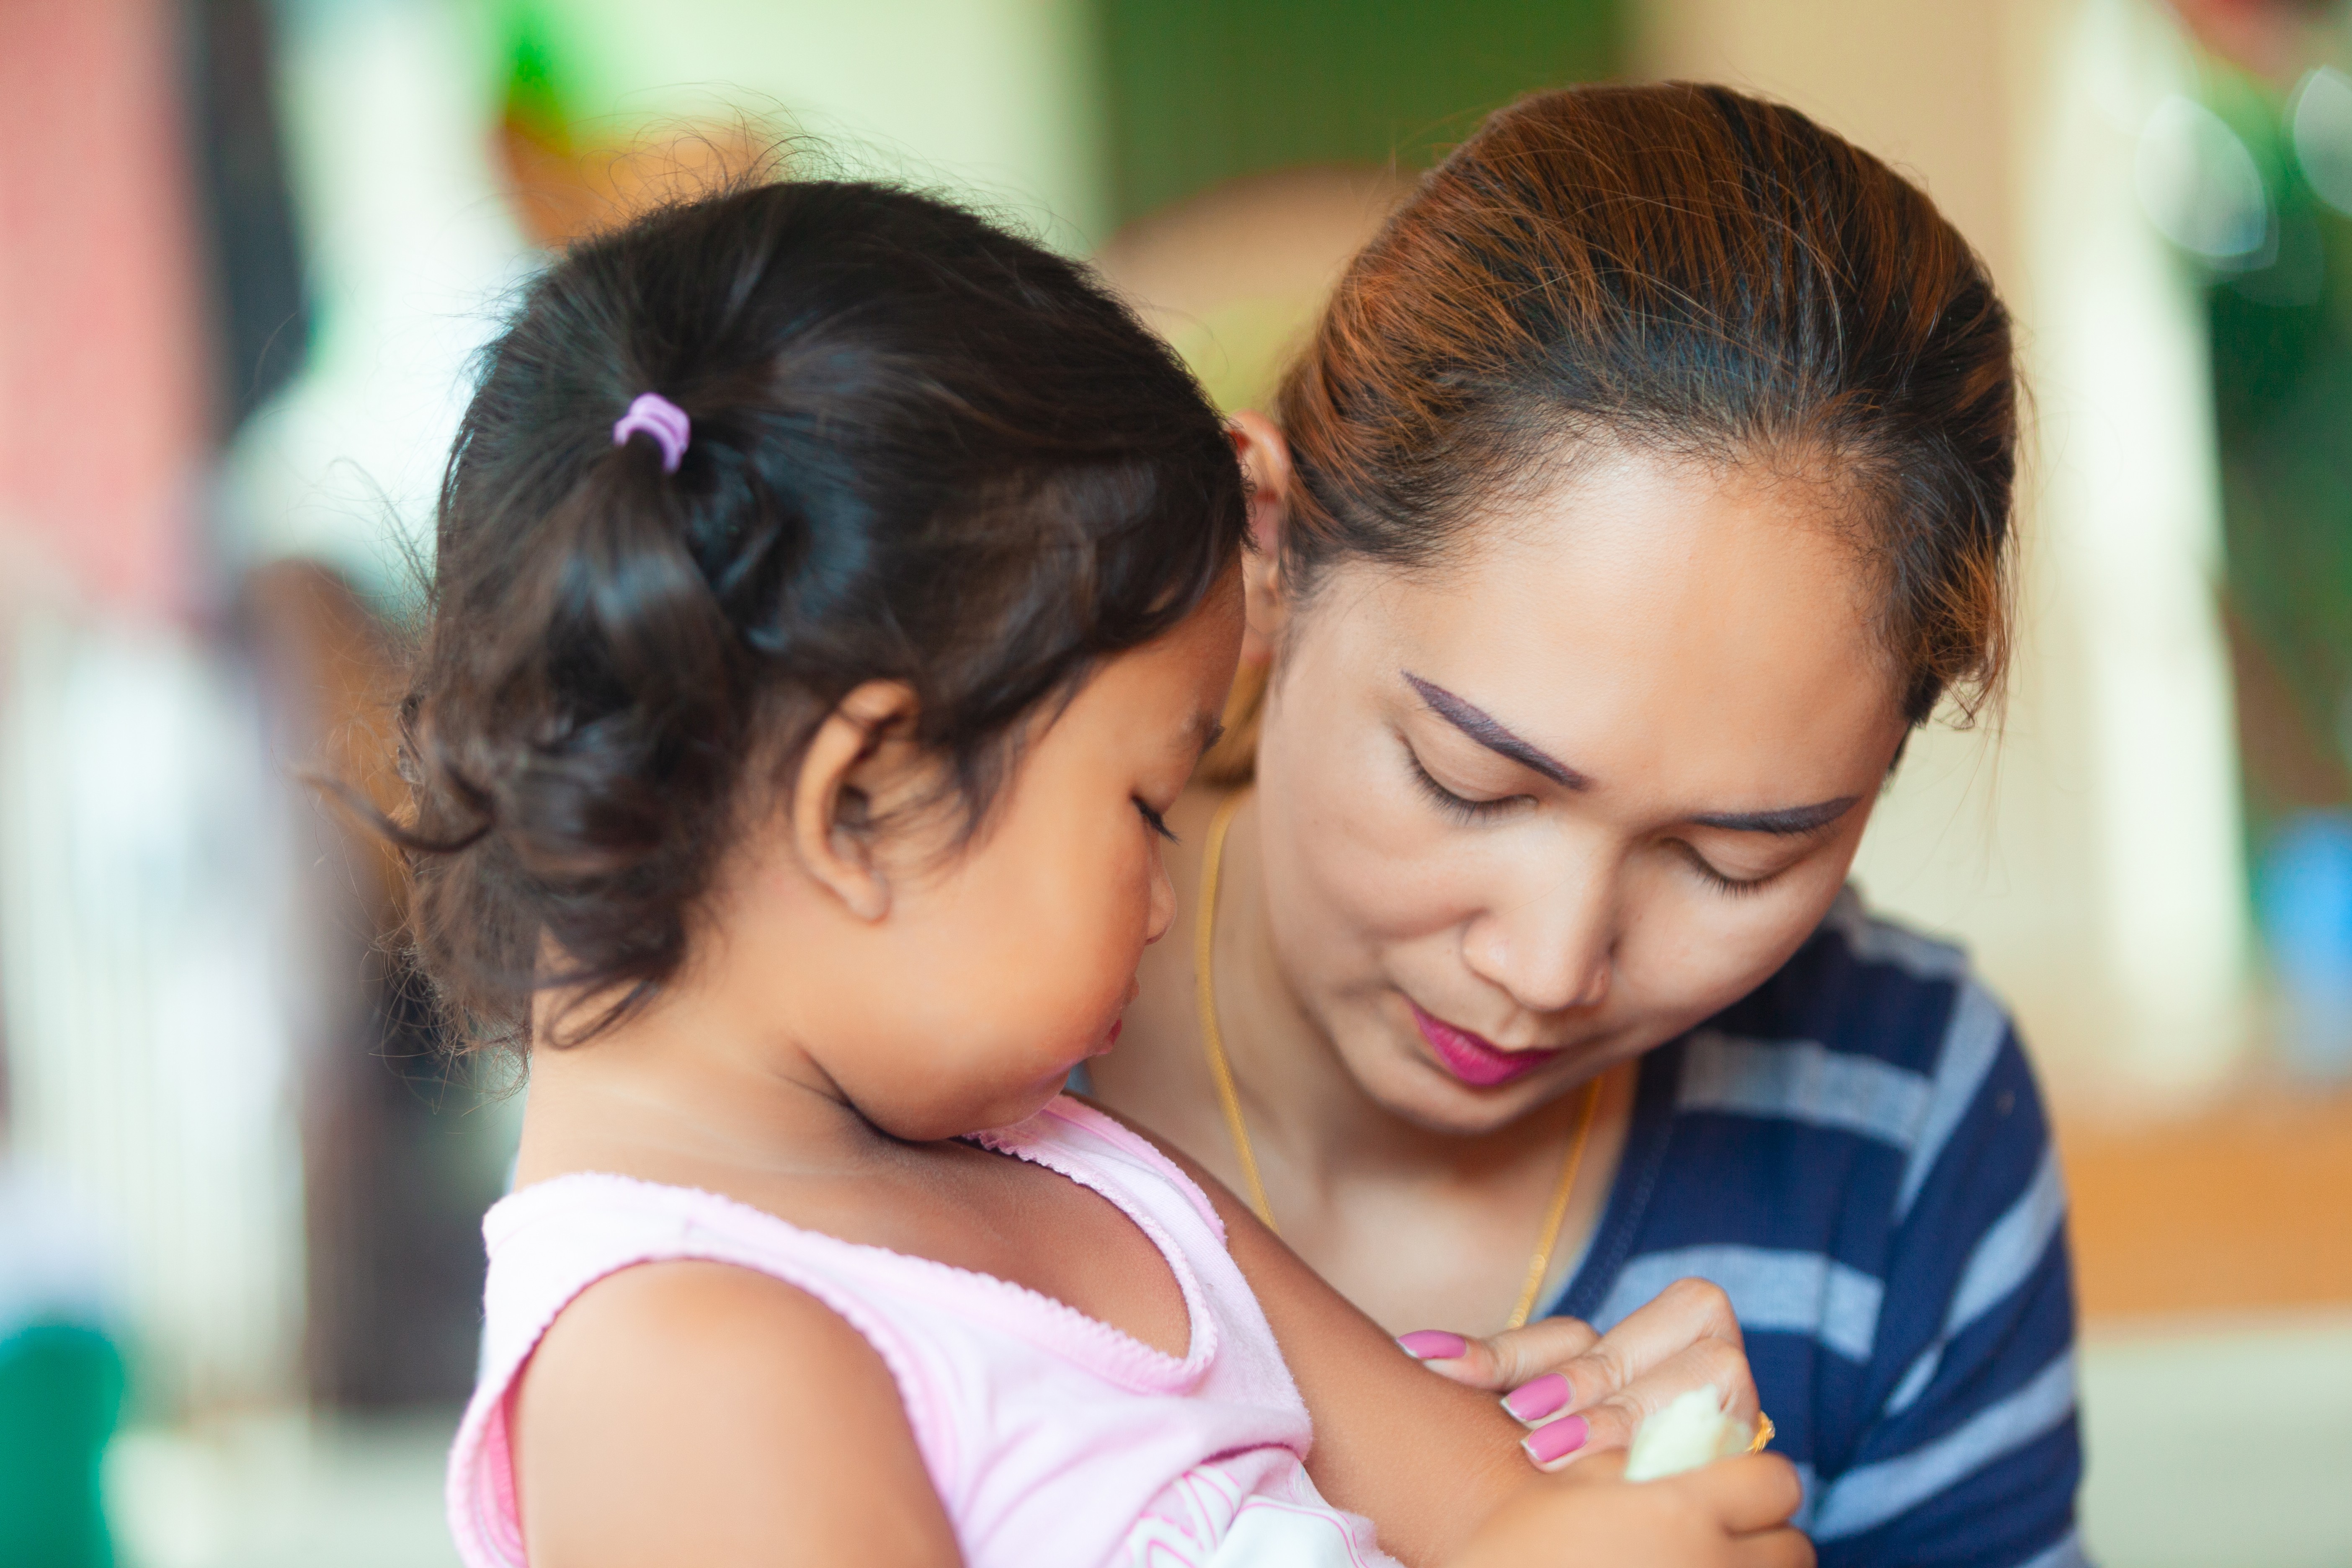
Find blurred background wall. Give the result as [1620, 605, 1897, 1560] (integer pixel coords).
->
[0, 1, 2346, 1564]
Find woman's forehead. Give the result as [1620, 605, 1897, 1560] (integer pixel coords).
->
[1416, 449, 1872, 648]
[1304, 453, 1903, 787]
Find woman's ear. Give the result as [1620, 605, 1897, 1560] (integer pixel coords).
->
[789, 681, 922, 922]
[1228, 410, 1294, 665]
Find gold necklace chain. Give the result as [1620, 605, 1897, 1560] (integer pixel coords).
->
[1193, 790, 1602, 1331]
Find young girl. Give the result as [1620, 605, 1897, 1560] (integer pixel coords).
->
[402, 179, 1805, 1568]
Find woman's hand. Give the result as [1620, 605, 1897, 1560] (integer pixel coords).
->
[1400, 1277, 1759, 1471]
[1452, 1449, 1811, 1568]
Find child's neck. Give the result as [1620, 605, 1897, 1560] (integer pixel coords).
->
[512, 983, 895, 1192]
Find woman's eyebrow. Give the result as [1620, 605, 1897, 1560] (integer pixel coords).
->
[1688, 797, 1861, 836]
[1401, 671, 1590, 789]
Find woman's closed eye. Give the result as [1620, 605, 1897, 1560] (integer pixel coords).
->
[1674, 841, 1782, 898]
[1403, 743, 1532, 824]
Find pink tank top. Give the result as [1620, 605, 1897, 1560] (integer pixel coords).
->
[446, 1096, 1397, 1568]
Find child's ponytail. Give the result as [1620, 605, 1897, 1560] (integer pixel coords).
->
[395, 181, 1244, 1050]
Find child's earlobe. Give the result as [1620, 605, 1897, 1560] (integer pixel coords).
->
[790, 682, 920, 922]
[821, 786, 891, 921]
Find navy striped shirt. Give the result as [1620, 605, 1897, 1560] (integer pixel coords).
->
[1553, 889, 2084, 1567]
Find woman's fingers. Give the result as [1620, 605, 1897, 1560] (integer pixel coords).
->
[1406, 1277, 1762, 1478]
[1560, 1277, 1743, 1398]
[1403, 1278, 1742, 1413]
[1517, 1334, 1758, 1467]
[1397, 1315, 1599, 1391]
[1582, 1336, 1761, 1455]
[1510, 1277, 1749, 1428]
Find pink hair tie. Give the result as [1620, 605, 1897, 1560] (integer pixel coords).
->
[611, 392, 690, 472]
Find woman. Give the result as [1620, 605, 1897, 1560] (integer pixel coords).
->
[1092, 83, 2080, 1568]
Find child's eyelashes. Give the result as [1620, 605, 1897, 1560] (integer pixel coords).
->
[1135, 799, 1179, 842]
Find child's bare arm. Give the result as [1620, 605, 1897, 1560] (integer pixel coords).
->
[1207, 1173, 1543, 1560]
[1127, 1121, 1807, 1568]
[511, 1261, 960, 1568]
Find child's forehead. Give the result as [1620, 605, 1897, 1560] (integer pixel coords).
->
[1068, 609, 1241, 730]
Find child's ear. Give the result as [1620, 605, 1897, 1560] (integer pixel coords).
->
[1228, 411, 1293, 665]
[789, 681, 922, 921]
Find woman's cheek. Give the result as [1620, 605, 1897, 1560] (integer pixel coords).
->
[1264, 705, 1460, 972]
[1643, 875, 1829, 1015]
[1285, 805, 1416, 954]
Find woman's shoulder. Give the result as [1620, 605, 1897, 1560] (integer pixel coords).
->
[1678, 887, 2050, 1225]
[1583, 894, 2074, 1555]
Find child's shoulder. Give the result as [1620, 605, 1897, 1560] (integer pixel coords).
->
[527, 1254, 882, 1413]
[511, 1258, 956, 1565]
[539, 1249, 856, 1357]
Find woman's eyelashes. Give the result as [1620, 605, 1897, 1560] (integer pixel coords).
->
[1134, 797, 1179, 842]
[1402, 743, 1529, 824]
[1675, 841, 1780, 898]
[1402, 735, 1796, 899]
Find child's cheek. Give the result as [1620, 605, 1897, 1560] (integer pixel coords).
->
[1074, 839, 1153, 1003]
[1068, 836, 1156, 1037]
[983, 832, 1146, 1045]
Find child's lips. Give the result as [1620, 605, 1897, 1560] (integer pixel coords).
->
[1088, 1015, 1126, 1057]
[1409, 1001, 1563, 1087]
[1087, 980, 1141, 1057]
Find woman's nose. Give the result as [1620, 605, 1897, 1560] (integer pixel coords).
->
[1460, 855, 1616, 1014]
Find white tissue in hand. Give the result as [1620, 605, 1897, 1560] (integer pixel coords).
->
[1623, 1385, 1748, 1481]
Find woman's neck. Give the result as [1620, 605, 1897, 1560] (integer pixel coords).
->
[1143, 790, 1633, 1331]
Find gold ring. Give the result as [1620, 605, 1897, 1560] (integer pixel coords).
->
[1748, 1413, 1775, 1453]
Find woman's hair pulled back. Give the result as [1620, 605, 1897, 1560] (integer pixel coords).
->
[400, 180, 1244, 1048]
[1278, 82, 2016, 727]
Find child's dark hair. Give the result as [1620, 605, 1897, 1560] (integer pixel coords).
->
[397, 180, 1246, 1048]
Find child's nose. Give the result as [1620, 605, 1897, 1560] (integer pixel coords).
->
[1144, 848, 1177, 945]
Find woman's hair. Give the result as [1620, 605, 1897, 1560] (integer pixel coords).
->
[1243, 83, 2014, 765]
[397, 180, 1245, 1047]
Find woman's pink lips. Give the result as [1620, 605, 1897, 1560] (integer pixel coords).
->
[1409, 1002, 1562, 1087]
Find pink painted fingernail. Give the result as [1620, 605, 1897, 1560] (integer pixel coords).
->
[1521, 1414, 1589, 1466]
[1396, 1330, 1469, 1361]
[1502, 1372, 1571, 1423]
